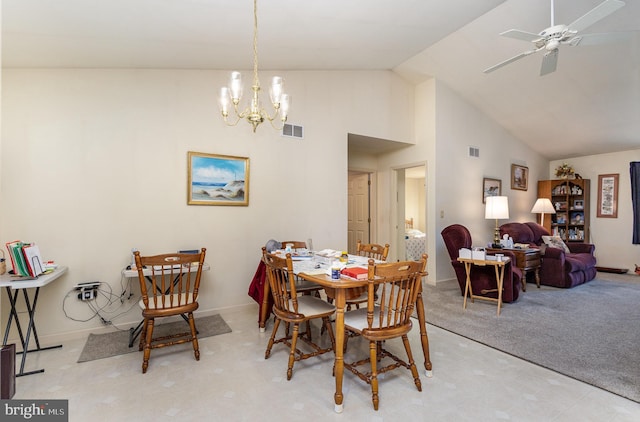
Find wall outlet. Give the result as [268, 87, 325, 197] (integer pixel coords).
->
[76, 282, 99, 301]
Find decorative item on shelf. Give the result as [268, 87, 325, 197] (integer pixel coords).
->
[531, 198, 556, 226]
[555, 162, 575, 179]
[218, 0, 290, 132]
[485, 196, 509, 248]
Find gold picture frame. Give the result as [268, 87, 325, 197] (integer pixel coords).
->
[597, 173, 618, 218]
[483, 178, 501, 203]
[187, 151, 249, 206]
[511, 164, 529, 191]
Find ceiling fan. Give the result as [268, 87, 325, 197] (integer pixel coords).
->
[484, 0, 627, 76]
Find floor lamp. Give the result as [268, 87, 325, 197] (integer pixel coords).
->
[485, 196, 509, 248]
[531, 198, 556, 227]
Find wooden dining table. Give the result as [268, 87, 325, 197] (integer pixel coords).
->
[293, 256, 433, 413]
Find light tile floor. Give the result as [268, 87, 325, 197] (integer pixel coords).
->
[12, 305, 640, 421]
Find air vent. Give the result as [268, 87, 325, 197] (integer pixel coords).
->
[282, 123, 304, 139]
[468, 146, 480, 158]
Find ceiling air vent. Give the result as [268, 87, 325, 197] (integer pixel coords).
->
[468, 146, 480, 158]
[282, 123, 304, 139]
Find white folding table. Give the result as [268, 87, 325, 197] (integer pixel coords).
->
[1, 266, 68, 376]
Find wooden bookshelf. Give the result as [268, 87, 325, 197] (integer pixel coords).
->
[537, 179, 590, 242]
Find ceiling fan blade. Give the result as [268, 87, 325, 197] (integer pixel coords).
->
[500, 29, 542, 43]
[567, 0, 625, 33]
[484, 49, 539, 74]
[570, 31, 635, 46]
[540, 49, 559, 76]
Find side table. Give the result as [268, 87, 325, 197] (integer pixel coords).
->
[457, 256, 510, 316]
[487, 248, 541, 291]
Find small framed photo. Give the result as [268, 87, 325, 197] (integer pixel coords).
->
[573, 199, 584, 210]
[511, 164, 528, 191]
[187, 151, 250, 206]
[483, 178, 502, 203]
[597, 173, 619, 218]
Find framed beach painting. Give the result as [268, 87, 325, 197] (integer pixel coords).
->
[187, 151, 249, 206]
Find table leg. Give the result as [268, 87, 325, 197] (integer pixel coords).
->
[494, 265, 505, 316]
[333, 289, 345, 413]
[534, 267, 541, 288]
[414, 285, 432, 377]
[521, 270, 528, 292]
[3, 288, 25, 348]
[13, 288, 62, 376]
[462, 262, 472, 309]
[259, 275, 271, 333]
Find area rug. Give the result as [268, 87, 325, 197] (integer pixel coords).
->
[423, 273, 640, 403]
[77, 314, 231, 363]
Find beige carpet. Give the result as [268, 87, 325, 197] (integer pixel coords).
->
[77, 314, 231, 363]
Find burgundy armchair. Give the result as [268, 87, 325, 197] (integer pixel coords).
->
[499, 222, 596, 288]
[441, 224, 522, 303]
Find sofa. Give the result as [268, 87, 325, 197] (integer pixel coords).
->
[499, 222, 597, 288]
[441, 224, 522, 303]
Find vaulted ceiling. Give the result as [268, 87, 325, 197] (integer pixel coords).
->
[3, 0, 639, 159]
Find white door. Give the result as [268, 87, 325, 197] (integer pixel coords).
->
[347, 172, 370, 254]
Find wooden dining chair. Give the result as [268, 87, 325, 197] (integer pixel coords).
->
[133, 248, 206, 374]
[356, 240, 390, 261]
[263, 251, 336, 380]
[344, 241, 390, 310]
[261, 246, 322, 298]
[343, 254, 428, 410]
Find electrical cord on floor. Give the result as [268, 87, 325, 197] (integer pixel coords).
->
[62, 280, 140, 330]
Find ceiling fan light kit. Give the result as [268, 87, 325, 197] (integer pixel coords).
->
[484, 0, 627, 76]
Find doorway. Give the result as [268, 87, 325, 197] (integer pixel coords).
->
[396, 165, 426, 261]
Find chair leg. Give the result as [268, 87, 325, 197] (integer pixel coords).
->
[138, 317, 148, 352]
[401, 334, 422, 392]
[142, 318, 154, 374]
[265, 318, 281, 359]
[369, 340, 380, 411]
[287, 323, 300, 380]
[187, 313, 200, 361]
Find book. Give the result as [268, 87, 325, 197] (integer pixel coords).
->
[340, 266, 368, 280]
[22, 244, 45, 277]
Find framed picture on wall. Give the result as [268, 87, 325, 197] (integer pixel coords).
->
[187, 151, 250, 206]
[511, 164, 529, 191]
[597, 173, 619, 218]
[483, 178, 502, 203]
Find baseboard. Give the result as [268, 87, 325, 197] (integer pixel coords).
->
[3, 302, 258, 347]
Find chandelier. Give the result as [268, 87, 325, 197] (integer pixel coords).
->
[218, 0, 290, 132]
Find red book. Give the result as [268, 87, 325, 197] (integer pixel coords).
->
[341, 266, 368, 280]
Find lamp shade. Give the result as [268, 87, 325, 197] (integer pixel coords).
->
[485, 196, 510, 220]
[531, 198, 556, 214]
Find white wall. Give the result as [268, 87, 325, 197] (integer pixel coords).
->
[550, 150, 640, 272]
[0, 69, 414, 342]
[365, 79, 548, 283]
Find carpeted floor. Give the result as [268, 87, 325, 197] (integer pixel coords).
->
[423, 272, 640, 403]
[77, 313, 231, 363]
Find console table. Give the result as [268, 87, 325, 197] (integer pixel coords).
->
[1, 267, 68, 376]
[487, 248, 541, 290]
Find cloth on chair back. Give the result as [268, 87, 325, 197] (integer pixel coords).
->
[441, 224, 521, 303]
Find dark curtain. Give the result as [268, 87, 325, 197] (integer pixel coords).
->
[631, 162, 640, 244]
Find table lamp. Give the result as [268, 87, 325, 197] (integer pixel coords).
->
[485, 196, 509, 248]
[531, 198, 556, 227]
